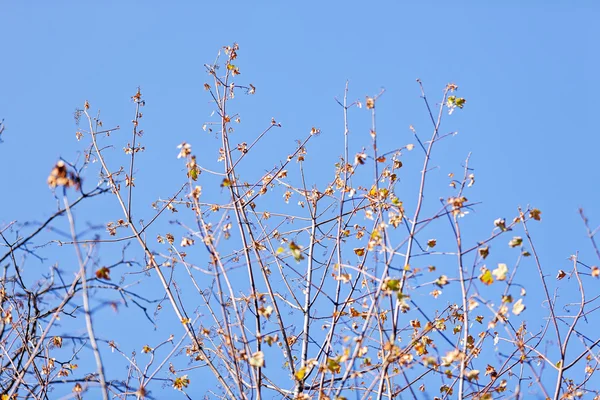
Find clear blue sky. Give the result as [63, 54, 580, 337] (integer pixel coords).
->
[1, 2, 599, 398]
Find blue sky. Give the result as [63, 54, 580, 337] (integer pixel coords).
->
[1, 2, 599, 398]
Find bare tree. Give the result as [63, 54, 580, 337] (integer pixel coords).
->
[1, 44, 599, 400]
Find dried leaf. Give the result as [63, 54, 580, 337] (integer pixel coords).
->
[529, 208, 542, 221]
[52, 336, 63, 348]
[436, 275, 449, 287]
[249, 351, 265, 367]
[289, 242, 304, 262]
[492, 263, 508, 281]
[95, 267, 111, 281]
[512, 299, 526, 315]
[354, 248, 365, 257]
[173, 375, 190, 391]
[494, 218, 507, 231]
[508, 237, 522, 248]
[479, 246, 489, 259]
[177, 142, 192, 159]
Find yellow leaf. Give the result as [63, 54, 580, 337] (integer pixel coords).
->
[435, 275, 449, 287]
[479, 269, 494, 285]
[368, 185, 378, 198]
[289, 242, 305, 262]
[384, 279, 400, 291]
[326, 357, 341, 373]
[295, 366, 307, 381]
[173, 375, 190, 391]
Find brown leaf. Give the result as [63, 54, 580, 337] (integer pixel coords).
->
[95, 267, 111, 280]
[366, 97, 375, 109]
